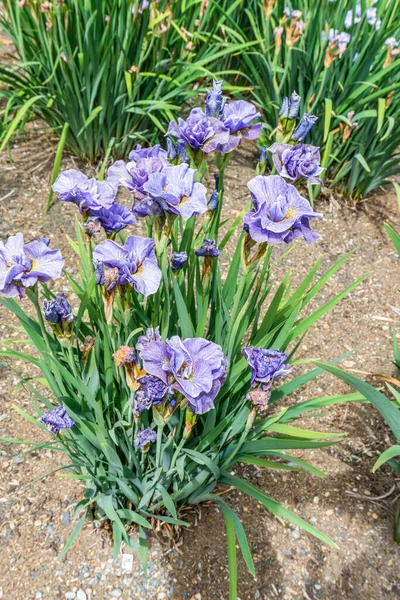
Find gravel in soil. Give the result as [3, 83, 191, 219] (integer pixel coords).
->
[0, 128, 399, 600]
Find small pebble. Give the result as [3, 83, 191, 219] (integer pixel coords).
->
[61, 511, 71, 527]
[110, 591, 122, 598]
[12, 456, 24, 465]
[65, 593, 76, 600]
[76, 591, 86, 600]
[313, 496, 319, 505]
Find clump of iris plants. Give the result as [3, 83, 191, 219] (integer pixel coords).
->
[0, 82, 364, 597]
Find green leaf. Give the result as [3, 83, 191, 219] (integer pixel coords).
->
[221, 473, 337, 548]
[58, 511, 87, 559]
[372, 445, 400, 472]
[315, 363, 400, 442]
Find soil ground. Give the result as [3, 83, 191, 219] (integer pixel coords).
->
[0, 125, 400, 600]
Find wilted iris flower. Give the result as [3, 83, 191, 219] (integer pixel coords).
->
[292, 114, 318, 142]
[143, 163, 207, 220]
[43, 293, 75, 325]
[135, 428, 157, 449]
[171, 251, 188, 271]
[0, 233, 64, 298]
[206, 80, 226, 118]
[268, 143, 324, 184]
[242, 347, 291, 389]
[133, 374, 170, 415]
[39, 404, 75, 435]
[243, 175, 322, 245]
[108, 145, 169, 204]
[53, 170, 116, 213]
[166, 107, 231, 153]
[93, 235, 161, 296]
[140, 336, 227, 414]
[91, 203, 136, 235]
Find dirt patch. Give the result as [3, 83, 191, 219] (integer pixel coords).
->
[0, 128, 400, 600]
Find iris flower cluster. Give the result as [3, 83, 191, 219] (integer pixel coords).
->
[1, 81, 324, 441]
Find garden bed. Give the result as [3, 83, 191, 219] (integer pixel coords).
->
[0, 129, 399, 600]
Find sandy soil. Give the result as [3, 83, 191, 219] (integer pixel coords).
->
[0, 126, 400, 600]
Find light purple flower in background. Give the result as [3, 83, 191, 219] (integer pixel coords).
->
[91, 203, 136, 234]
[108, 146, 169, 202]
[0, 233, 64, 298]
[140, 336, 227, 414]
[268, 143, 324, 184]
[93, 235, 161, 296]
[216, 100, 262, 153]
[344, 3, 362, 28]
[135, 428, 157, 449]
[385, 37, 398, 48]
[292, 113, 318, 142]
[243, 175, 322, 245]
[143, 163, 207, 220]
[166, 107, 231, 153]
[39, 404, 75, 435]
[206, 80, 226, 118]
[279, 91, 301, 120]
[242, 347, 291, 389]
[52, 170, 116, 212]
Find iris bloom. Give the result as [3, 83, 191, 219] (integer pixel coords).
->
[93, 236, 161, 296]
[140, 336, 227, 414]
[0, 234, 64, 298]
[243, 175, 322, 245]
[53, 170, 116, 212]
[242, 347, 291, 389]
[143, 163, 207, 220]
[268, 143, 324, 184]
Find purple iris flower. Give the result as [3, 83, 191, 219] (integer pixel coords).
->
[133, 374, 171, 415]
[268, 143, 324, 184]
[43, 293, 75, 325]
[128, 145, 167, 162]
[0, 233, 64, 298]
[140, 336, 227, 415]
[171, 251, 188, 271]
[143, 163, 207, 220]
[108, 149, 169, 204]
[93, 236, 161, 296]
[52, 170, 116, 212]
[166, 107, 231, 153]
[345, 3, 362, 28]
[242, 347, 291, 389]
[206, 80, 226, 118]
[279, 92, 301, 120]
[39, 404, 75, 435]
[136, 326, 162, 352]
[216, 100, 262, 153]
[195, 239, 221, 257]
[135, 428, 157, 449]
[91, 203, 136, 234]
[243, 175, 322, 245]
[292, 114, 318, 142]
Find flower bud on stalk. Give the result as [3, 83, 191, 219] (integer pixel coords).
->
[256, 146, 267, 176]
[43, 293, 75, 345]
[278, 91, 300, 138]
[94, 263, 119, 324]
[195, 239, 221, 288]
